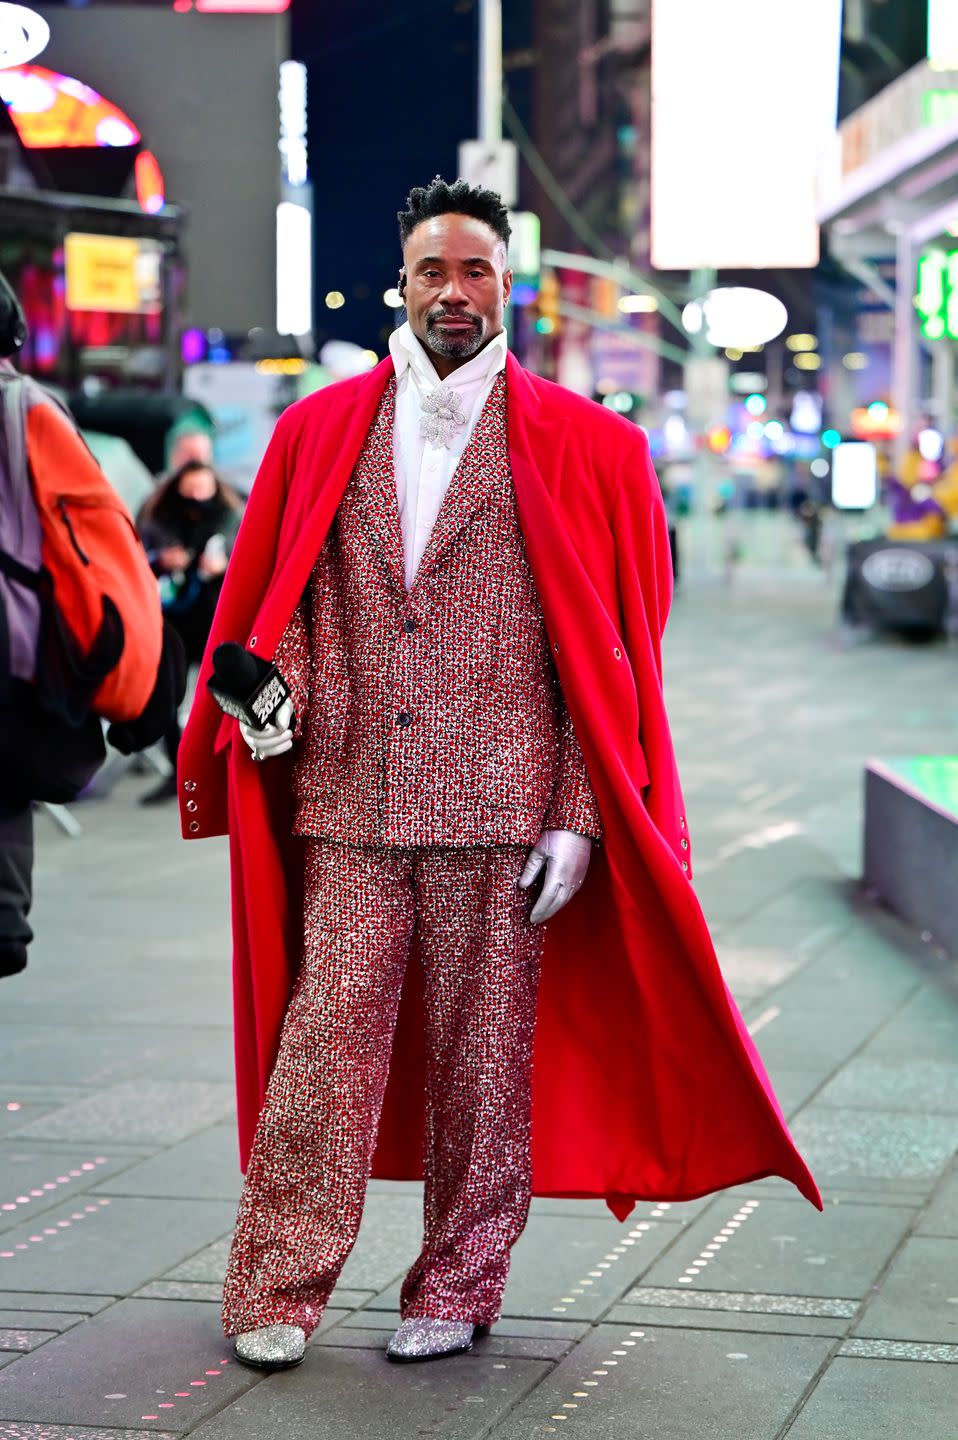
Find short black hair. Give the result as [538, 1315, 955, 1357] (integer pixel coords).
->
[398, 176, 511, 250]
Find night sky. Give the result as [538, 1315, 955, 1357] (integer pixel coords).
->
[292, 1, 481, 354]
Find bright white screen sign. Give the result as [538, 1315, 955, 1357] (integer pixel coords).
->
[651, 0, 842, 269]
[831, 442, 877, 510]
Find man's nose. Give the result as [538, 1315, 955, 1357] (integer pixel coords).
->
[438, 276, 468, 305]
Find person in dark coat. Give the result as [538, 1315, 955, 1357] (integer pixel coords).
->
[137, 460, 244, 804]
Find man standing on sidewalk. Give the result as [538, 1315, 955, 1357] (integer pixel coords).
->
[179, 177, 820, 1371]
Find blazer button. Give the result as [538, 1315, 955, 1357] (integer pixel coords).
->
[396, 711, 413, 728]
[402, 616, 418, 633]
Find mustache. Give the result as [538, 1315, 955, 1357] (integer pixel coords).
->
[425, 309, 482, 328]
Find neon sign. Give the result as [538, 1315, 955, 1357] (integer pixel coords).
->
[0, 4, 49, 67]
[0, 65, 140, 149]
[916, 247, 958, 341]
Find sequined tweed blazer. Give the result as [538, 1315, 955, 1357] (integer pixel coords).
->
[275, 372, 600, 847]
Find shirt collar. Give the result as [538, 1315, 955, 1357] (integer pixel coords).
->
[389, 320, 507, 394]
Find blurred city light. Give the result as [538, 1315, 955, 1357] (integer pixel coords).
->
[383, 288, 404, 309]
[822, 429, 842, 449]
[135, 150, 165, 214]
[918, 428, 945, 462]
[0, 65, 141, 148]
[746, 420, 765, 440]
[535, 316, 555, 334]
[794, 352, 822, 371]
[744, 393, 767, 416]
[725, 347, 743, 361]
[810, 458, 829, 479]
[707, 426, 731, 453]
[928, 0, 958, 70]
[764, 420, 785, 442]
[618, 294, 659, 314]
[324, 291, 345, 310]
[684, 288, 787, 349]
[868, 401, 889, 421]
[276, 201, 312, 335]
[786, 333, 818, 352]
[842, 352, 868, 370]
[0, 5, 49, 67]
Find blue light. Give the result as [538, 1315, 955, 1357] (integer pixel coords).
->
[511, 282, 538, 307]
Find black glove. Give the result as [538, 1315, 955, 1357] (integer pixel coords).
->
[106, 621, 187, 755]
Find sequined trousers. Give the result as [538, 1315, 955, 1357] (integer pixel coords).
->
[221, 840, 545, 1338]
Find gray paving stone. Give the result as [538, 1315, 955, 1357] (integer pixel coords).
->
[336, 1191, 424, 1292]
[186, 1344, 550, 1440]
[0, 1197, 234, 1296]
[606, 1301, 849, 1337]
[817, 1059, 958, 1114]
[785, 1355, 958, 1438]
[841, 1338, 958, 1362]
[0, 1146, 145, 1234]
[136, 1282, 222, 1303]
[0, 1295, 112, 1316]
[640, 1195, 912, 1300]
[861, 989, 958, 1062]
[163, 1235, 231, 1284]
[790, 1107, 958, 1181]
[0, 1315, 82, 1335]
[758, 1068, 825, 1116]
[749, 1006, 886, 1073]
[713, 943, 807, 1002]
[11, 1083, 235, 1147]
[485, 1322, 832, 1439]
[854, 1238, 958, 1344]
[0, 1025, 231, 1090]
[918, 1166, 958, 1237]
[0, 1428, 176, 1440]
[0, 1334, 56, 1355]
[0, 1298, 253, 1430]
[92, 1126, 241, 1202]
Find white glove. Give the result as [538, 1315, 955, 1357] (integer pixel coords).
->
[518, 828, 592, 925]
[238, 699, 295, 761]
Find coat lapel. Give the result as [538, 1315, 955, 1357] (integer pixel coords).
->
[413, 371, 507, 586]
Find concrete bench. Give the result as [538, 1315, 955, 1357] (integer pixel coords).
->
[863, 757, 958, 953]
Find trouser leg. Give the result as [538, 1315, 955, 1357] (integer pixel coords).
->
[399, 846, 545, 1324]
[222, 842, 415, 1337]
[0, 803, 34, 977]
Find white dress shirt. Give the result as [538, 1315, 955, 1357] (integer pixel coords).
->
[388, 320, 507, 590]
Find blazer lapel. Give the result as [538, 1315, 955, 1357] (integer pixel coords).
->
[352, 377, 408, 595]
[414, 371, 507, 585]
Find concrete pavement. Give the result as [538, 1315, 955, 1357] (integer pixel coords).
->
[0, 512, 956, 1439]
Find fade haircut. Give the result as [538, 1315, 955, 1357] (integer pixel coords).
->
[398, 176, 512, 251]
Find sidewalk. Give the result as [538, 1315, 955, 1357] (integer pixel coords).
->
[0, 516, 956, 1439]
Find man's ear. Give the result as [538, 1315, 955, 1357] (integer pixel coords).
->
[398, 269, 407, 296]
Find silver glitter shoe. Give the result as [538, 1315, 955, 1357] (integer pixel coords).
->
[234, 1323, 306, 1370]
[386, 1317, 476, 1363]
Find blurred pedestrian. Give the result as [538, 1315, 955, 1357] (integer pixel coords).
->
[0, 270, 184, 976]
[137, 459, 243, 803]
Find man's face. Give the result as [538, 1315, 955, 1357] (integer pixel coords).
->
[401, 213, 512, 371]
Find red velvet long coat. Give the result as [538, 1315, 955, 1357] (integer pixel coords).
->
[178, 353, 822, 1219]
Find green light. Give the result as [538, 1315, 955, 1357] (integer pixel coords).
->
[822, 429, 841, 449]
[916, 248, 958, 341]
[745, 393, 767, 416]
[535, 316, 555, 335]
[867, 401, 889, 421]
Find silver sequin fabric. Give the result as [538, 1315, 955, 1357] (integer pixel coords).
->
[221, 842, 545, 1338]
[274, 373, 601, 846]
[233, 1322, 305, 1366]
[386, 1317, 475, 1361]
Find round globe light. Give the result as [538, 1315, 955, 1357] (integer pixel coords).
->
[681, 300, 704, 335]
[699, 288, 788, 349]
[0, 5, 49, 68]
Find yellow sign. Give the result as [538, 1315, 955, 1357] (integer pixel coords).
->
[64, 233, 160, 314]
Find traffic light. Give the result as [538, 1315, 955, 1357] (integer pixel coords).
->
[536, 270, 560, 336]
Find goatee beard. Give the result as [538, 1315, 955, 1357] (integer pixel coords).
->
[424, 317, 484, 361]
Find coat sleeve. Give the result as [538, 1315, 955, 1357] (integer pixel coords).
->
[611, 429, 691, 878]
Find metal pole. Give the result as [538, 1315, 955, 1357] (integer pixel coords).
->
[893, 227, 916, 473]
[478, 0, 502, 144]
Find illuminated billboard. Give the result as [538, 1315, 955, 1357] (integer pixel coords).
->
[0, 64, 140, 148]
[65, 233, 162, 315]
[650, 0, 842, 269]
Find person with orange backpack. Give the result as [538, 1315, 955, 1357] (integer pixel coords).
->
[0, 271, 186, 977]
